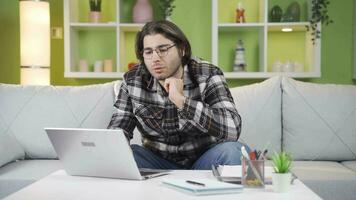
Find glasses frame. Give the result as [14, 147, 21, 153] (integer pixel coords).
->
[142, 44, 176, 59]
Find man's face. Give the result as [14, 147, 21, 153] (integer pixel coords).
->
[143, 34, 183, 81]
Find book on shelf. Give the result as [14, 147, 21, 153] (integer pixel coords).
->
[161, 178, 243, 195]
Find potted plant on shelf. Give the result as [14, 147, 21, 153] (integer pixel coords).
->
[89, 0, 102, 23]
[159, 0, 175, 21]
[307, 0, 333, 44]
[271, 151, 292, 193]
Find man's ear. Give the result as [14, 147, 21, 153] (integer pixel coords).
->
[181, 49, 185, 57]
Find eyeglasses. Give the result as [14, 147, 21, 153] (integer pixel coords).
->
[142, 44, 176, 59]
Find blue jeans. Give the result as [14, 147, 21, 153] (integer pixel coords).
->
[131, 141, 249, 170]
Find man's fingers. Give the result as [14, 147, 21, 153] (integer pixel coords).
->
[164, 80, 170, 92]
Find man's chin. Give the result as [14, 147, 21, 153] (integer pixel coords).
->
[153, 74, 168, 81]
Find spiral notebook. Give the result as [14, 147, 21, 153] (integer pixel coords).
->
[162, 178, 243, 195]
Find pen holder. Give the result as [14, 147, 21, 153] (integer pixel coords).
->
[241, 157, 265, 188]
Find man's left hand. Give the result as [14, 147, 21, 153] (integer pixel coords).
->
[164, 77, 186, 109]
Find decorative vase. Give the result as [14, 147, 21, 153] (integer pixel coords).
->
[272, 61, 283, 72]
[79, 59, 88, 72]
[270, 5, 283, 22]
[281, 1, 300, 22]
[283, 60, 294, 72]
[104, 59, 113, 72]
[89, 11, 101, 23]
[272, 172, 291, 193]
[132, 0, 153, 23]
[94, 60, 103, 72]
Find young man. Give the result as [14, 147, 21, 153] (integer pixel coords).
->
[108, 20, 245, 170]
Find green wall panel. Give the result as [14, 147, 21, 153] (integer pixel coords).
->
[0, 0, 355, 86]
[353, 0, 356, 80]
[0, 0, 20, 84]
[172, 0, 211, 61]
[308, 0, 353, 84]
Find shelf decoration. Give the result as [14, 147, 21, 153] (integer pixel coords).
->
[159, 0, 175, 21]
[235, 2, 246, 23]
[89, 0, 102, 23]
[307, 0, 333, 44]
[233, 40, 246, 72]
[104, 59, 113, 72]
[79, 59, 89, 72]
[270, 5, 283, 22]
[281, 1, 301, 22]
[133, 0, 153, 23]
[94, 60, 103, 72]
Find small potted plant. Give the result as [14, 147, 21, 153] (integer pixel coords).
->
[89, 0, 102, 23]
[307, 0, 333, 44]
[159, 0, 175, 21]
[271, 151, 292, 193]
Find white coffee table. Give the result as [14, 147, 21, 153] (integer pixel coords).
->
[4, 170, 321, 200]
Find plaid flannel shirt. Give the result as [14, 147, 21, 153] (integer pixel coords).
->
[108, 58, 242, 167]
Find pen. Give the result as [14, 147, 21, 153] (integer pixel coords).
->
[249, 151, 256, 160]
[260, 149, 268, 160]
[258, 141, 270, 160]
[186, 180, 205, 187]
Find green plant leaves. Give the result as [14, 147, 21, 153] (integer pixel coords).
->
[158, 0, 175, 18]
[89, 0, 101, 12]
[308, 0, 333, 45]
[271, 152, 292, 173]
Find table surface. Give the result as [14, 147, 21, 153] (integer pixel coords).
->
[4, 170, 322, 200]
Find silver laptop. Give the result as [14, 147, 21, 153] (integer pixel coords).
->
[45, 128, 169, 180]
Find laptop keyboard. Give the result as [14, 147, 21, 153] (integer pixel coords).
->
[140, 171, 158, 176]
[139, 168, 171, 176]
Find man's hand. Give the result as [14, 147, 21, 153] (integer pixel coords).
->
[164, 77, 186, 109]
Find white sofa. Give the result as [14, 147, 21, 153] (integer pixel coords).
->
[1, 76, 356, 199]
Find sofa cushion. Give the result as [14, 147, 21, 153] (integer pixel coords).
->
[0, 160, 62, 199]
[0, 132, 24, 167]
[229, 76, 282, 154]
[282, 77, 356, 161]
[0, 81, 120, 159]
[342, 161, 356, 173]
[292, 161, 356, 200]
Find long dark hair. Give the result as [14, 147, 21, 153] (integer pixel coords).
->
[135, 20, 192, 67]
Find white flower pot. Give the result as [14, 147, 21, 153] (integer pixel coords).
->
[272, 172, 291, 193]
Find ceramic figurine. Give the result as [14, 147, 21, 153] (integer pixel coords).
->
[235, 2, 246, 23]
[233, 40, 246, 72]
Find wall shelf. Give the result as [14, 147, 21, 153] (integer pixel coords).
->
[212, 0, 321, 78]
[64, 0, 146, 78]
[64, 0, 321, 79]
